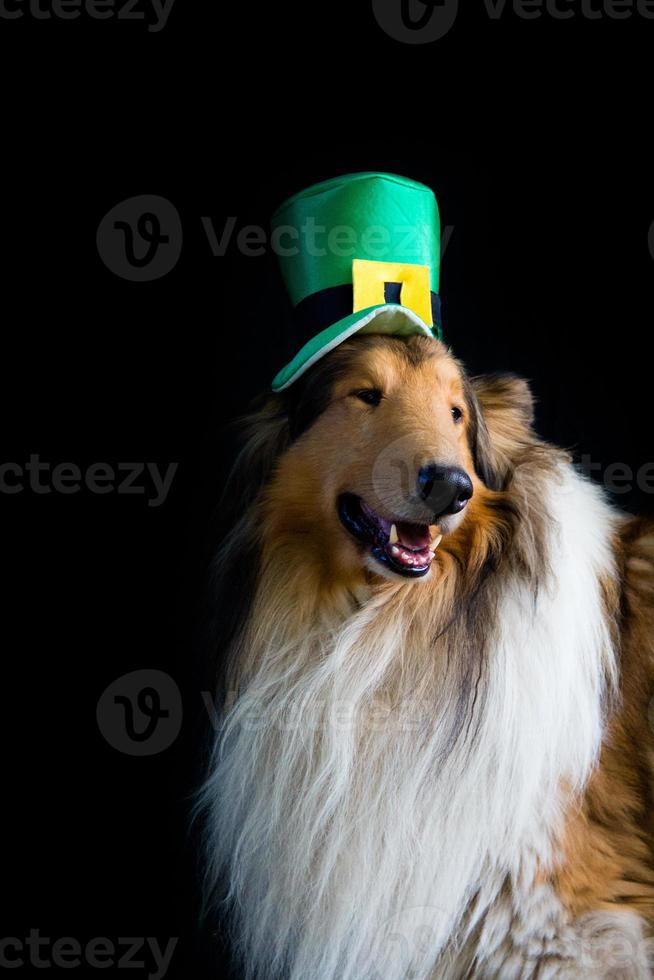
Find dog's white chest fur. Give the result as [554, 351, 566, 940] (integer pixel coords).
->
[200, 467, 628, 979]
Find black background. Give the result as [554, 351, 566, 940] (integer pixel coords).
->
[1, 2, 653, 978]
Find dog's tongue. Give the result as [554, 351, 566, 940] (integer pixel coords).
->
[360, 501, 433, 554]
[397, 521, 431, 551]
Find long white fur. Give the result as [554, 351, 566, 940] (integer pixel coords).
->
[197, 463, 622, 979]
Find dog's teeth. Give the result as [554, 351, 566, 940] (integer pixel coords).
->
[431, 533, 443, 550]
[389, 524, 398, 544]
[391, 545, 400, 556]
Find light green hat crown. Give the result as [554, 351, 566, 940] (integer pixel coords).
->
[271, 172, 442, 391]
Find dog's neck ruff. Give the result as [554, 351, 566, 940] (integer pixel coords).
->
[199, 464, 619, 980]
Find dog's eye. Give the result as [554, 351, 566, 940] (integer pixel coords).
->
[353, 388, 383, 407]
[451, 406, 463, 422]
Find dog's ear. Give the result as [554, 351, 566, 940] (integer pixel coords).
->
[464, 373, 535, 491]
[221, 394, 291, 521]
[206, 395, 290, 690]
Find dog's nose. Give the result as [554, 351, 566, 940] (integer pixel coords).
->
[416, 464, 473, 519]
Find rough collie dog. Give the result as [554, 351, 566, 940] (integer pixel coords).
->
[198, 334, 654, 979]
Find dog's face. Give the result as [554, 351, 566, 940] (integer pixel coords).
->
[272, 335, 503, 583]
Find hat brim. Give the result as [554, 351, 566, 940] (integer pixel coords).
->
[271, 305, 437, 392]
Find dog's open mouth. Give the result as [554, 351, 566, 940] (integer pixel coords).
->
[337, 493, 441, 578]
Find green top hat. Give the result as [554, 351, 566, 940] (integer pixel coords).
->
[271, 171, 442, 391]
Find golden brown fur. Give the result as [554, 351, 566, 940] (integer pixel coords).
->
[551, 521, 654, 921]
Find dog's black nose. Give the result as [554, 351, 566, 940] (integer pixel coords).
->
[416, 464, 473, 518]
